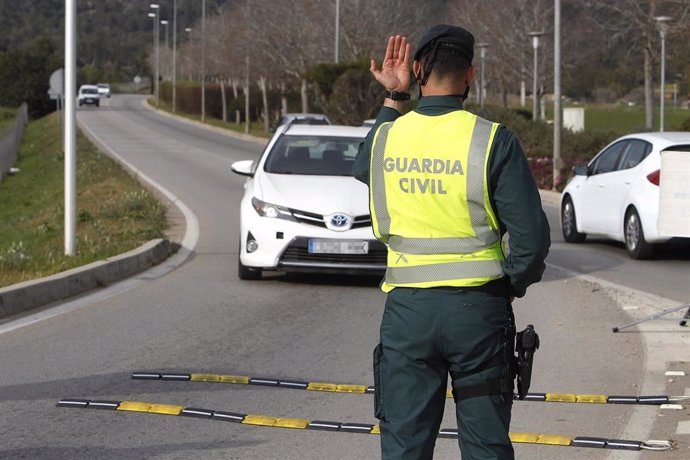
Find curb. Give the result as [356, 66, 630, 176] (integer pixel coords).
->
[0, 239, 179, 319]
[0, 96, 199, 322]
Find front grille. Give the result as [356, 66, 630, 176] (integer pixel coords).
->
[290, 208, 372, 229]
[279, 237, 387, 267]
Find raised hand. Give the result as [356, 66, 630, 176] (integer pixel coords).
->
[370, 35, 411, 92]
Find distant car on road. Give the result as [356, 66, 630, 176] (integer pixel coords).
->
[78, 85, 100, 107]
[560, 131, 690, 259]
[230, 123, 385, 280]
[97, 83, 111, 98]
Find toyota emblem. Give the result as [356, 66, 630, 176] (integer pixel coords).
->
[326, 213, 352, 231]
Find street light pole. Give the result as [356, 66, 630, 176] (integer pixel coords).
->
[201, 0, 206, 121]
[161, 20, 168, 49]
[172, 0, 177, 112]
[185, 28, 192, 81]
[150, 4, 160, 105]
[553, 0, 562, 190]
[528, 31, 545, 121]
[655, 16, 673, 132]
[335, 0, 340, 64]
[65, 0, 77, 256]
[477, 43, 488, 107]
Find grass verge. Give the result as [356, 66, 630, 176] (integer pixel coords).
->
[0, 112, 168, 288]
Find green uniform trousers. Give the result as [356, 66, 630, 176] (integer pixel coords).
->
[374, 287, 514, 460]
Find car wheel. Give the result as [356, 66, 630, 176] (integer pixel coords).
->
[95, 101, 100, 107]
[624, 208, 654, 259]
[237, 241, 261, 280]
[561, 196, 586, 243]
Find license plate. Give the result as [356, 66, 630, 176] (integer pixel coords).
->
[308, 239, 369, 254]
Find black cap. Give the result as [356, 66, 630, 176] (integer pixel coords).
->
[414, 24, 475, 63]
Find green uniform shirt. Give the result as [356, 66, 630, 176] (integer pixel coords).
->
[354, 96, 550, 298]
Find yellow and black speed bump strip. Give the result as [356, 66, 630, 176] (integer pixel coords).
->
[131, 371, 683, 406]
[56, 398, 672, 451]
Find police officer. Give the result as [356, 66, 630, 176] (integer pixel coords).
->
[353, 26, 551, 459]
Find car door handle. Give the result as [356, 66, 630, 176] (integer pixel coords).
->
[598, 184, 605, 188]
[624, 180, 632, 185]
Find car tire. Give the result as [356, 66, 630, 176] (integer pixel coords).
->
[561, 196, 586, 243]
[624, 207, 654, 259]
[237, 241, 262, 280]
[95, 101, 100, 107]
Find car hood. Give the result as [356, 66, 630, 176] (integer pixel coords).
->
[256, 173, 370, 216]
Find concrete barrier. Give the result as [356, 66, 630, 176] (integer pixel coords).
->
[0, 238, 179, 319]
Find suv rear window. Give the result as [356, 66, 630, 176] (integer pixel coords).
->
[264, 135, 362, 176]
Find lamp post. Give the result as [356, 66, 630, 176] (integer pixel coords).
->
[150, 4, 160, 105]
[654, 16, 673, 132]
[201, 0, 206, 122]
[161, 20, 168, 49]
[185, 28, 193, 81]
[65, 0, 77, 255]
[335, 0, 340, 64]
[553, 0, 562, 190]
[172, 0, 177, 112]
[528, 31, 545, 121]
[477, 43, 488, 107]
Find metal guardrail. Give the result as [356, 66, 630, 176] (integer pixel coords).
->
[0, 103, 28, 182]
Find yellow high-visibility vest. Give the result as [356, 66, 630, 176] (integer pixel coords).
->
[369, 110, 505, 292]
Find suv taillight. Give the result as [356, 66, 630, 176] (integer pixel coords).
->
[647, 169, 660, 186]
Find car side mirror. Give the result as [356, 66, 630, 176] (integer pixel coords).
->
[231, 160, 255, 177]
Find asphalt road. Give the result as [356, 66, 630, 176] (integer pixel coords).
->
[1, 95, 689, 459]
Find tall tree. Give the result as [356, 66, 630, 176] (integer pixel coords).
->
[587, 0, 690, 129]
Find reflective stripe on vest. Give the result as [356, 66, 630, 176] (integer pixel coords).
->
[369, 111, 504, 291]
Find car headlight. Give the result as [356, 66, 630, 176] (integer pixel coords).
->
[251, 197, 297, 221]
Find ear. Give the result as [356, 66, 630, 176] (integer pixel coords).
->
[413, 60, 422, 80]
[466, 65, 476, 84]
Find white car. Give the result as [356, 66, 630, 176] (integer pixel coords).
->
[231, 123, 386, 279]
[560, 131, 690, 259]
[78, 85, 100, 107]
[97, 83, 111, 98]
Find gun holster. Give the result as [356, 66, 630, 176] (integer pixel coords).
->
[514, 324, 540, 399]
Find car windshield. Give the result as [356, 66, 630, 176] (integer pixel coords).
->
[81, 88, 98, 94]
[264, 135, 362, 176]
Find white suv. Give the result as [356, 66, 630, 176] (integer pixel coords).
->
[78, 85, 100, 107]
[231, 123, 385, 280]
